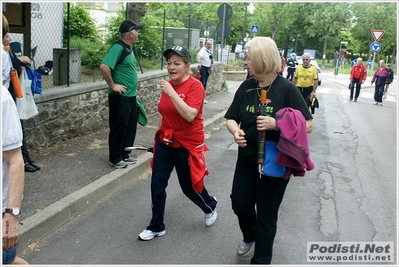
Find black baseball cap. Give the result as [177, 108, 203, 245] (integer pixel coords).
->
[163, 46, 191, 60]
[119, 19, 143, 33]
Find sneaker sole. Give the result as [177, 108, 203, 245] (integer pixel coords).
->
[108, 162, 127, 169]
[138, 230, 166, 241]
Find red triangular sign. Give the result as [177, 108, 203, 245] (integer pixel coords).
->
[371, 30, 385, 42]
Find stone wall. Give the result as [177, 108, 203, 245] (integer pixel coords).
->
[223, 71, 247, 81]
[24, 62, 223, 150]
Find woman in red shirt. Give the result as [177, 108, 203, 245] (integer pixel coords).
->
[138, 46, 217, 241]
[349, 58, 367, 102]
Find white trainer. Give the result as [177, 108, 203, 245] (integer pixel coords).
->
[138, 229, 166, 241]
[205, 208, 217, 226]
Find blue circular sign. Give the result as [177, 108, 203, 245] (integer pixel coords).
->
[370, 42, 382, 53]
[367, 60, 372, 66]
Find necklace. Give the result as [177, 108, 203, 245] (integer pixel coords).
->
[256, 73, 277, 100]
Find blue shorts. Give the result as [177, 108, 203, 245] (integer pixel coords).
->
[2, 213, 18, 264]
[2, 244, 18, 264]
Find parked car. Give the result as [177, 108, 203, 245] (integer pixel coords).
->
[296, 56, 322, 85]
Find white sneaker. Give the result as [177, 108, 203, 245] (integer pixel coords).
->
[205, 208, 217, 226]
[138, 229, 165, 241]
[204, 99, 208, 104]
[373, 102, 378, 105]
[378, 102, 383, 106]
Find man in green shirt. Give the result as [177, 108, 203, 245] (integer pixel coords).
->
[100, 19, 143, 168]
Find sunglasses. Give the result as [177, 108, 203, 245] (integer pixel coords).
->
[302, 58, 310, 61]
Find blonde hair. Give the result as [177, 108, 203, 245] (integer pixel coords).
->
[2, 14, 9, 38]
[245, 37, 281, 75]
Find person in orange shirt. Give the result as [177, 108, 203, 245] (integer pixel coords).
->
[349, 58, 367, 102]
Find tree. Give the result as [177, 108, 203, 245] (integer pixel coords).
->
[351, 2, 397, 62]
[303, 2, 351, 68]
[104, 5, 164, 61]
[251, 2, 292, 40]
[63, 3, 98, 46]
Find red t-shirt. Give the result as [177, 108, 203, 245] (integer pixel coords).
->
[158, 76, 205, 147]
[152, 75, 209, 192]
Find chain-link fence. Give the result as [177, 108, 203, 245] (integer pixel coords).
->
[3, 2, 235, 91]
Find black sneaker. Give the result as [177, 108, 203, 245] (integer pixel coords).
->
[108, 160, 127, 169]
[29, 161, 41, 170]
[25, 163, 36, 172]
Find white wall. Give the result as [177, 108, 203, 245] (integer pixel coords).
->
[10, 2, 64, 68]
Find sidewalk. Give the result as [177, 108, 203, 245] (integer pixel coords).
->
[18, 80, 242, 254]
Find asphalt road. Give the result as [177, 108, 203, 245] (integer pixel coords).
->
[19, 74, 397, 265]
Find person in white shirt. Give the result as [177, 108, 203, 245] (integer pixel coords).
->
[2, 84, 28, 265]
[196, 40, 214, 104]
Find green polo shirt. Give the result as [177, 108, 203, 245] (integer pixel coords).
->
[101, 42, 138, 97]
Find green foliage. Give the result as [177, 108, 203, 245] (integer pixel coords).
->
[69, 36, 107, 69]
[223, 59, 245, 72]
[62, 2, 397, 71]
[63, 3, 98, 47]
[137, 59, 160, 72]
[135, 14, 165, 61]
[351, 2, 397, 57]
[103, 7, 164, 61]
[103, 9, 125, 45]
[222, 79, 229, 92]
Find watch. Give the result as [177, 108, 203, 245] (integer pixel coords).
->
[5, 207, 21, 216]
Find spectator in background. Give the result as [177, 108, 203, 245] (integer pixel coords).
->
[278, 49, 286, 76]
[371, 60, 389, 106]
[292, 52, 318, 100]
[384, 63, 394, 99]
[100, 19, 143, 169]
[197, 40, 214, 104]
[349, 58, 367, 102]
[286, 52, 298, 81]
[2, 85, 28, 265]
[2, 14, 41, 173]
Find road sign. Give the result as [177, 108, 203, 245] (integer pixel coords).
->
[251, 25, 259, 33]
[217, 4, 233, 20]
[371, 30, 385, 42]
[367, 60, 372, 66]
[370, 42, 382, 53]
[217, 22, 231, 37]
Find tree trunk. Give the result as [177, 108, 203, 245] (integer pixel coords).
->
[126, 2, 147, 23]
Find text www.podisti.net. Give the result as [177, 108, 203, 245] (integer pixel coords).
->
[307, 242, 394, 263]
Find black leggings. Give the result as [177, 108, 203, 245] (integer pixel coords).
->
[297, 86, 313, 100]
[230, 158, 289, 264]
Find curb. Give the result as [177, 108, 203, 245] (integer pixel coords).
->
[19, 109, 228, 253]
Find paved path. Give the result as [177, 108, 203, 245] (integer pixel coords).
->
[17, 72, 397, 255]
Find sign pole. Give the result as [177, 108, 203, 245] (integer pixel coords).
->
[221, 4, 226, 49]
